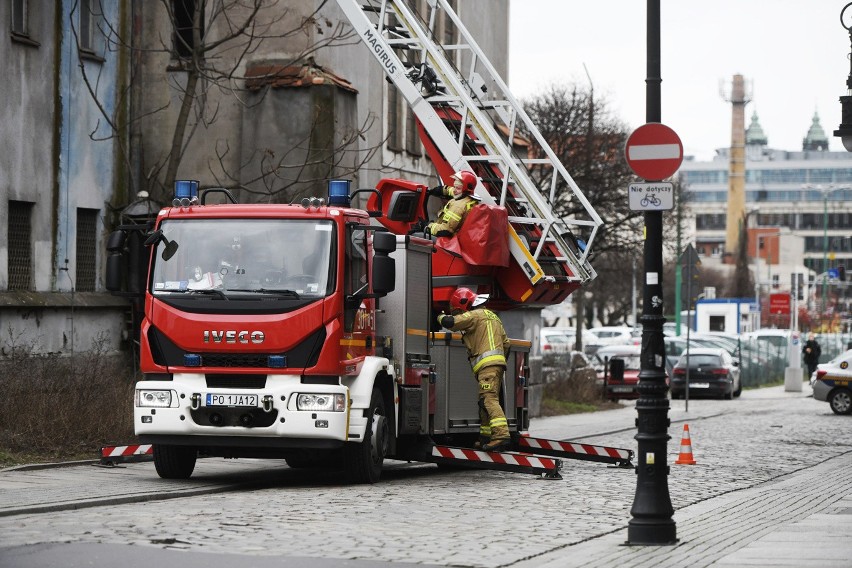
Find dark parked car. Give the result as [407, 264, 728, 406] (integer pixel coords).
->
[670, 348, 741, 400]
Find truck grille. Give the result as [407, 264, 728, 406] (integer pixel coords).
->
[206, 374, 267, 389]
[202, 353, 276, 368]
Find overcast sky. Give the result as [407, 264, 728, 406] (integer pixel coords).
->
[508, 1, 849, 161]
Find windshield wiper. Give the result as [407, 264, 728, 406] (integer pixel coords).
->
[187, 288, 229, 300]
[226, 288, 301, 298]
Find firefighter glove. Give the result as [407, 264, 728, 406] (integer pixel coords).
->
[437, 313, 454, 329]
[428, 185, 446, 197]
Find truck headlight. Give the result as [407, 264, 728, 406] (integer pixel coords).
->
[136, 389, 174, 408]
[296, 393, 346, 412]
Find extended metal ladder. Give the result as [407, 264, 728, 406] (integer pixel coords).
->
[336, 0, 603, 287]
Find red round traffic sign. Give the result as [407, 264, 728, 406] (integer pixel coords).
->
[625, 123, 683, 181]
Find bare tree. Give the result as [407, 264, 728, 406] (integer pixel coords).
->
[71, 0, 379, 205]
[522, 84, 643, 258]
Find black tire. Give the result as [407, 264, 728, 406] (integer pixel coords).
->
[829, 388, 852, 415]
[343, 389, 388, 484]
[153, 444, 197, 479]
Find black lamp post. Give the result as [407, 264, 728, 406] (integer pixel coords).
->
[834, 3, 852, 151]
[626, 0, 677, 545]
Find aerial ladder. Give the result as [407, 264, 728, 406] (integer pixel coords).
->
[336, 0, 604, 306]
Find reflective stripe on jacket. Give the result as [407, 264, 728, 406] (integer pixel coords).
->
[444, 308, 511, 372]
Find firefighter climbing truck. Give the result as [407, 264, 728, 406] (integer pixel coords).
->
[104, 0, 629, 483]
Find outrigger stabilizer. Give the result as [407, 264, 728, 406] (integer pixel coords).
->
[421, 435, 634, 480]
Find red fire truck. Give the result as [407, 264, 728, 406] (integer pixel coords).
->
[104, 0, 629, 483]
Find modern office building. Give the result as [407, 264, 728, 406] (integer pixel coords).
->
[679, 111, 852, 328]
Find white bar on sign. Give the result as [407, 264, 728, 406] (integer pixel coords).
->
[628, 144, 680, 161]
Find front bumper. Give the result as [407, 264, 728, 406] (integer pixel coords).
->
[134, 374, 358, 443]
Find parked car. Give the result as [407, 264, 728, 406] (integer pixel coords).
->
[810, 349, 852, 415]
[592, 344, 642, 402]
[670, 348, 741, 400]
[587, 326, 637, 347]
[540, 328, 574, 354]
[664, 335, 733, 370]
[540, 327, 601, 356]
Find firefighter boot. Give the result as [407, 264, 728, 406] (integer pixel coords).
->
[474, 399, 491, 449]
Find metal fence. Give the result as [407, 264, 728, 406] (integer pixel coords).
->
[738, 332, 852, 388]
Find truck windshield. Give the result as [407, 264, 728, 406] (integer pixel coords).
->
[150, 218, 334, 299]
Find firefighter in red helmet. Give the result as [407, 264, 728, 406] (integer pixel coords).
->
[426, 170, 479, 237]
[437, 287, 512, 451]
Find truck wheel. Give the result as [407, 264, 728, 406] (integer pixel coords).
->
[829, 388, 852, 415]
[153, 444, 197, 479]
[344, 389, 388, 484]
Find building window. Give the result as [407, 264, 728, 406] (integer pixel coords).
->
[11, 0, 28, 35]
[76, 208, 99, 292]
[8, 201, 34, 291]
[173, 0, 204, 59]
[405, 107, 421, 156]
[387, 85, 404, 152]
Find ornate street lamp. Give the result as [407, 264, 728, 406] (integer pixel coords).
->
[834, 3, 852, 151]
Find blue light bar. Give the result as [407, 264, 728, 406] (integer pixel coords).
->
[184, 354, 202, 367]
[268, 355, 286, 368]
[174, 180, 199, 206]
[327, 180, 351, 206]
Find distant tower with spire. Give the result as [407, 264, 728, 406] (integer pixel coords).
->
[802, 111, 829, 151]
[745, 111, 768, 159]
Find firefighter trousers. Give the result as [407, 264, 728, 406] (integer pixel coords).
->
[476, 365, 509, 440]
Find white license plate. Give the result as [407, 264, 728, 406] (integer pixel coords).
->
[612, 386, 634, 393]
[205, 393, 259, 407]
[689, 383, 710, 389]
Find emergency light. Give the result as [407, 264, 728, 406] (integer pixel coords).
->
[183, 354, 202, 367]
[327, 179, 351, 206]
[173, 180, 199, 207]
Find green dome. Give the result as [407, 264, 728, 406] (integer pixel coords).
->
[802, 110, 828, 151]
[746, 111, 768, 146]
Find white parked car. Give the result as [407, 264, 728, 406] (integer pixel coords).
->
[540, 327, 600, 354]
[587, 326, 638, 347]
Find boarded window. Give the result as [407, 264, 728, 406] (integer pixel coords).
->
[387, 85, 404, 152]
[173, 0, 204, 59]
[76, 208, 99, 292]
[8, 201, 33, 290]
[11, 0, 28, 35]
[405, 107, 421, 156]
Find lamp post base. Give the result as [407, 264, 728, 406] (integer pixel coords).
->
[785, 367, 804, 392]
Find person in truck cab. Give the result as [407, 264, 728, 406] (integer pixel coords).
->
[425, 170, 480, 237]
[437, 287, 512, 451]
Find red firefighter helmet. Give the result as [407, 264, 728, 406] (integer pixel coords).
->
[449, 287, 478, 312]
[451, 170, 477, 194]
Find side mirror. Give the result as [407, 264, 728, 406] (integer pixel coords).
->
[144, 229, 179, 261]
[105, 230, 126, 292]
[371, 232, 396, 296]
[373, 231, 397, 254]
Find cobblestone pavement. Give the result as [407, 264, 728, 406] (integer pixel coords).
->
[1, 384, 850, 567]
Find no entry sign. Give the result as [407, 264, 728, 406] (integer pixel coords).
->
[625, 123, 683, 181]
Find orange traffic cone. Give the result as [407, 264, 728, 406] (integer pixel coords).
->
[674, 424, 697, 465]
